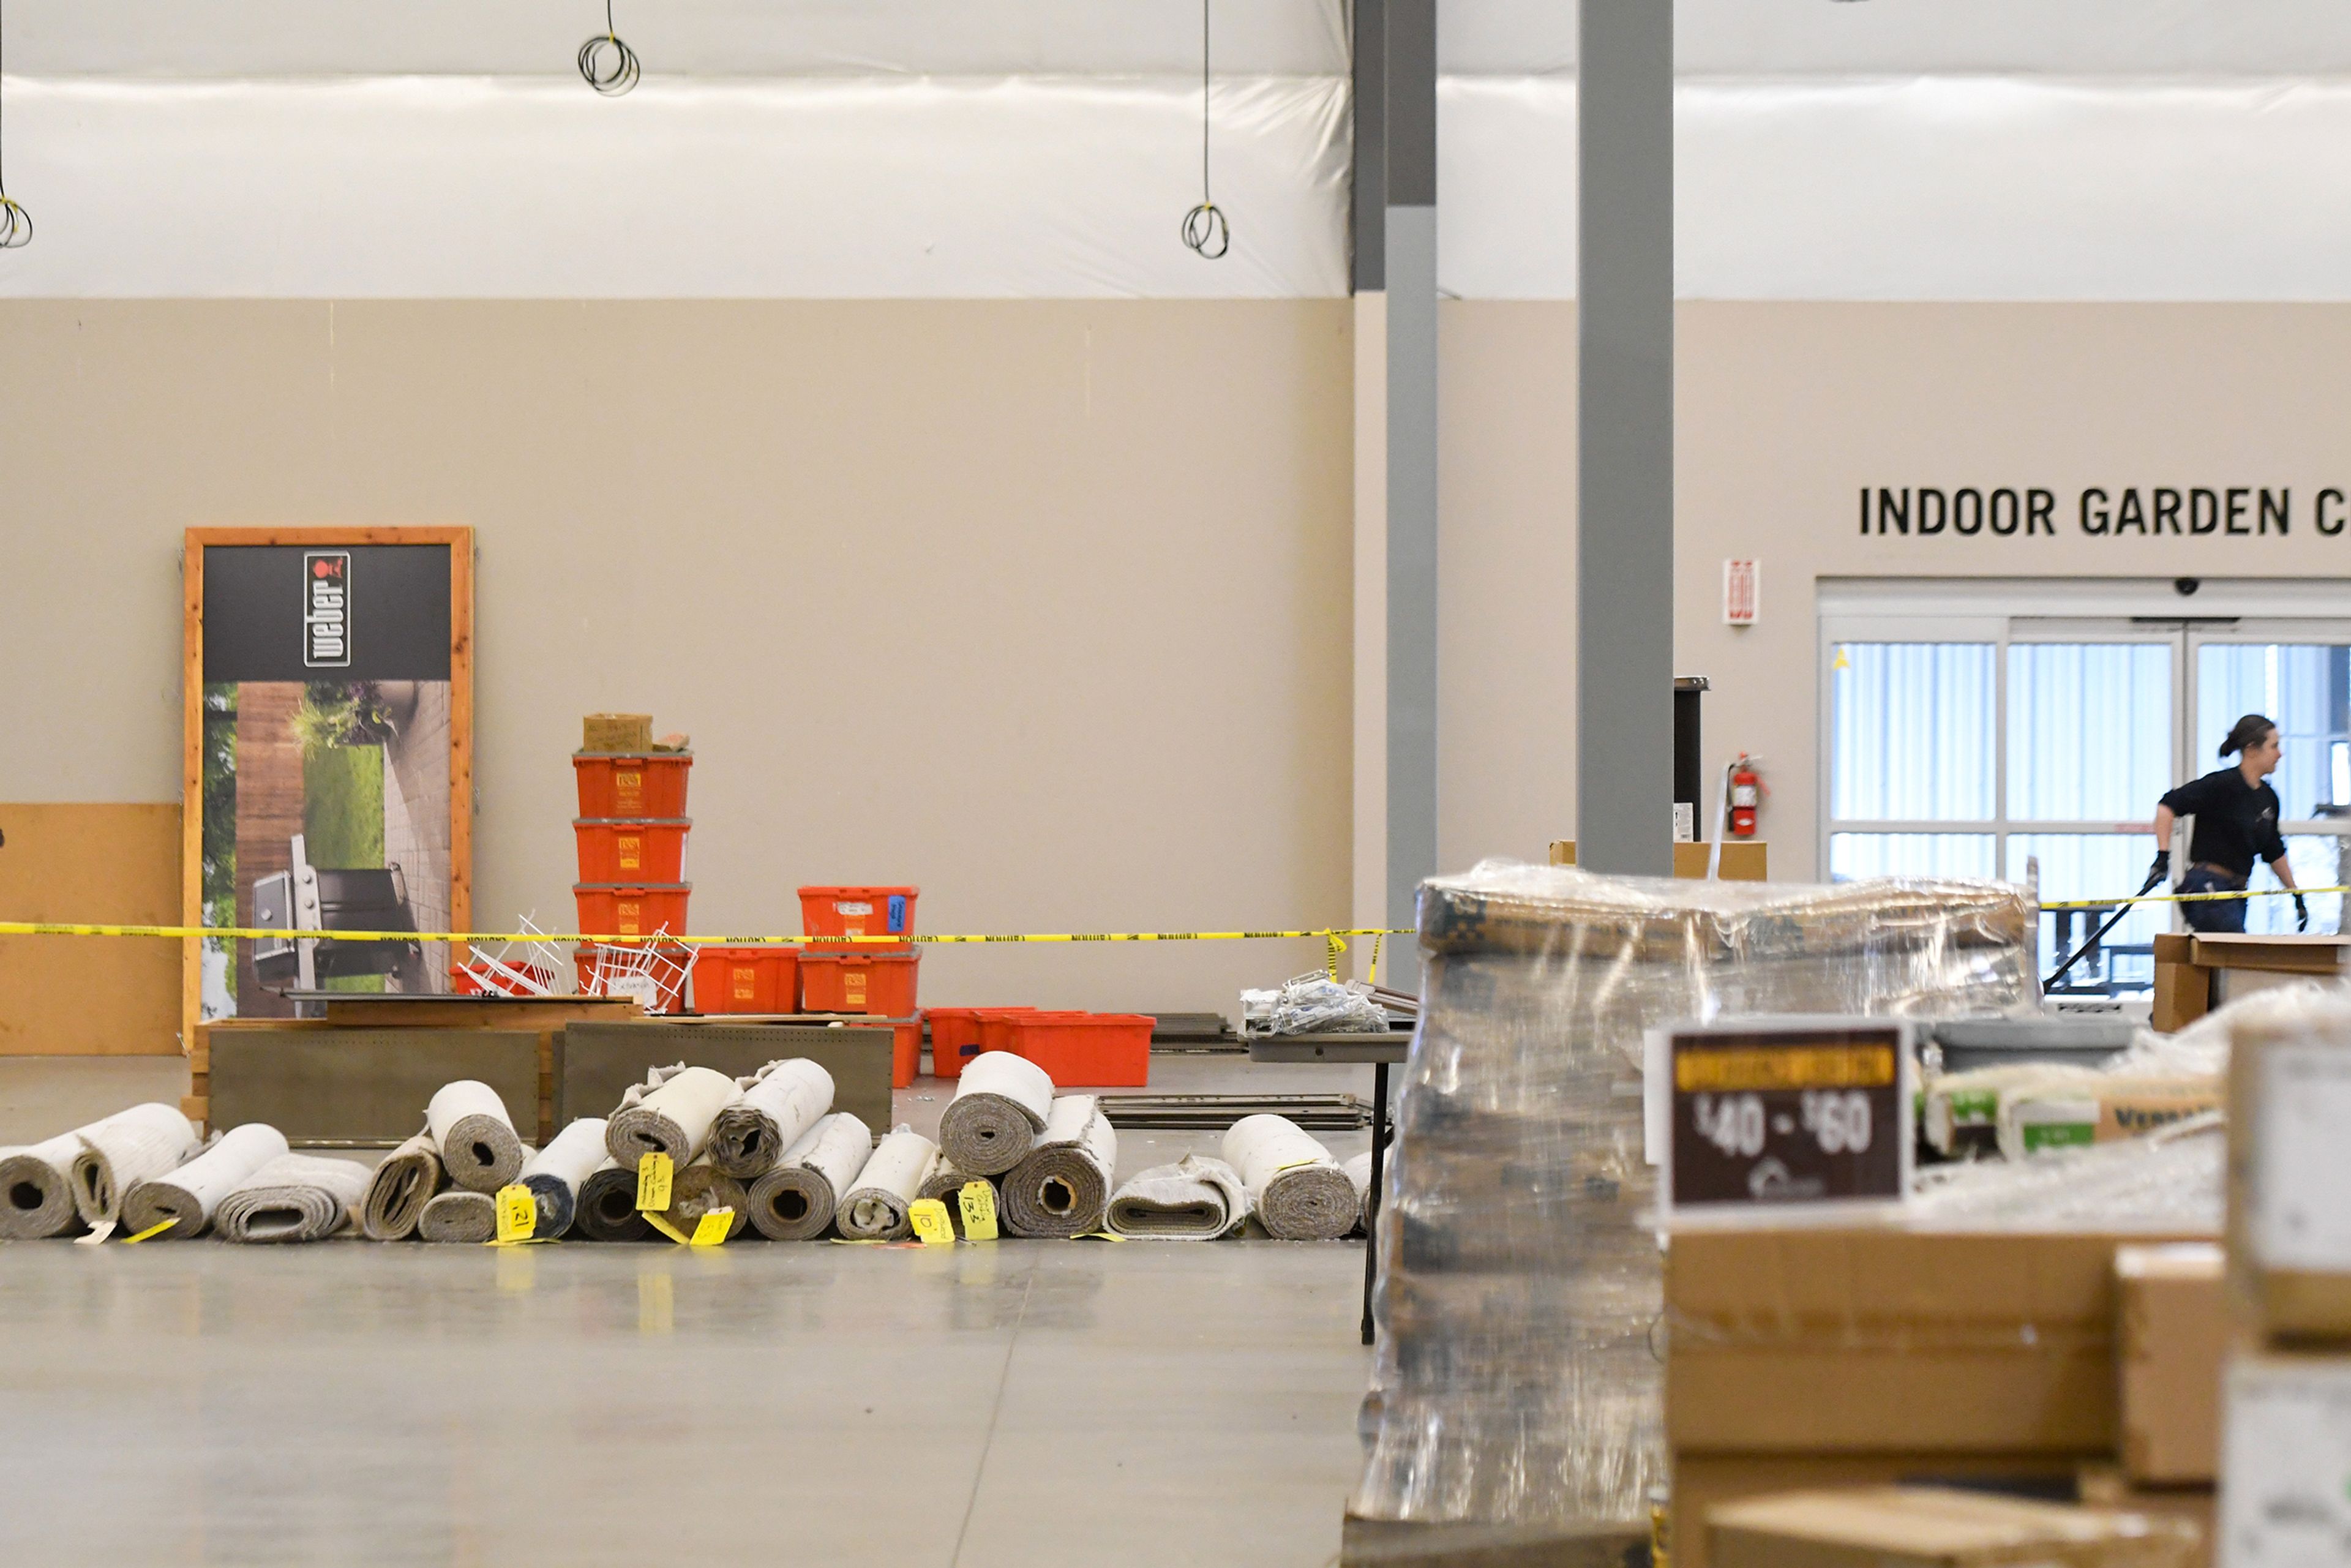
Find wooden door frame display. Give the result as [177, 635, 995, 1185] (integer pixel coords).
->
[182, 527, 474, 1046]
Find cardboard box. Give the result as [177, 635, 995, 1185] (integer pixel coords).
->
[1673, 1454, 2084, 1568]
[2219, 1352, 2351, 1563]
[2150, 934, 2210, 1034]
[1546, 839, 1769, 881]
[1998, 1081, 2222, 1160]
[1706, 1487, 2199, 1568]
[2223, 998, 2351, 1341]
[2117, 1245, 2225, 1485]
[2075, 1467, 2211, 1568]
[1669, 1225, 2210, 1455]
[582, 712, 654, 752]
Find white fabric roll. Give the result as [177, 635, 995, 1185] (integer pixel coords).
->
[427, 1080, 526, 1193]
[1344, 1149, 1374, 1236]
[836, 1125, 940, 1241]
[937, 1051, 1054, 1176]
[1221, 1113, 1359, 1240]
[70, 1103, 200, 1228]
[604, 1063, 741, 1168]
[215, 1154, 369, 1243]
[708, 1059, 834, 1179]
[361, 1129, 444, 1241]
[520, 1117, 609, 1237]
[0, 1131, 92, 1239]
[1001, 1095, 1118, 1239]
[121, 1123, 290, 1238]
[1108, 1154, 1252, 1240]
[748, 1111, 872, 1241]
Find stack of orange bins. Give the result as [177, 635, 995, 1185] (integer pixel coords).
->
[798, 885, 921, 1085]
[937, 1006, 1152, 1087]
[572, 749, 694, 1012]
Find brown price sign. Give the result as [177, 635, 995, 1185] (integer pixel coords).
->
[1662, 1018, 1914, 1214]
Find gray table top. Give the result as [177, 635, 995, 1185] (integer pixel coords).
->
[1245, 1031, 1411, 1064]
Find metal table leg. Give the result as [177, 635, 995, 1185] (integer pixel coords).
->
[1362, 1060, 1389, 1346]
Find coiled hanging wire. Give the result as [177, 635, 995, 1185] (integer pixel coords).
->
[1180, 0, 1228, 258]
[578, 0, 641, 97]
[0, 0, 29, 249]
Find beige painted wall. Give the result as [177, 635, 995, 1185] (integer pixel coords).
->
[0, 300, 1355, 1013]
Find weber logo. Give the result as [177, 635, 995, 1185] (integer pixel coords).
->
[302, 552, 351, 668]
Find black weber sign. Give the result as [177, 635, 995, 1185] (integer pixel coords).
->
[1662, 1018, 1912, 1213]
[303, 551, 351, 668]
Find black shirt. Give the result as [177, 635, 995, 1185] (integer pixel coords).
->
[2159, 767, 2287, 879]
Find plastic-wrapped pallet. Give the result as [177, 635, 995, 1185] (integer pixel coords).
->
[1350, 861, 2036, 1536]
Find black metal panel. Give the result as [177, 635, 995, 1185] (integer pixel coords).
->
[208, 1026, 538, 1147]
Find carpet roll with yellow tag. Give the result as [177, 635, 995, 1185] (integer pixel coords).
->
[574, 1158, 654, 1242]
[519, 1118, 609, 1238]
[669, 1156, 749, 1240]
[419, 1188, 497, 1243]
[836, 1126, 940, 1241]
[1222, 1114, 1357, 1240]
[1002, 1095, 1117, 1239]
[605, 1063, 741, 1169]
[122, 1123, 290, 1239]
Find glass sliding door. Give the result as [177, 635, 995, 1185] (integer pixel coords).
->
[1826, 641, 1997, 880]
[2190, 635, 2351, 936]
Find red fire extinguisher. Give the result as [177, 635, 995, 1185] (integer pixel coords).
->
[1728, 755, 1765, 838]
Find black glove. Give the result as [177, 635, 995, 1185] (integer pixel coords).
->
[2297, 893, 2311, 932]
[2147, 849, 2170, 883]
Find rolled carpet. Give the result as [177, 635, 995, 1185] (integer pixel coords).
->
[1344, 1149, 1374, 1236]
[604, 1063, 741, 1169]
[121, 1123, 290, 1239]
[669, 1158, 750, 1240]
[419, 1188, 496, 1243]
[0, 1132, 91, 1240]
[708, 1058, 834, 1179]
[70, 1103, 201, 1230]
[360, 1129, 444, 1241]
[427, 1080, 527, 1194]
[836, 1126, 940, 1242]
[747, 1112, 872, 1241]
[937, 1052, 1054, 1177]
[1107, 1153, 1251, 1240]
[1002, 1095, 1118, 1239]
[918, 1161, 1000, 1237]
[1221, 1114, 1359, 1240]
[519, 1117, 609, 1238]
[214, 1154, 369, 1244]
[574, 1159, 654, 1242]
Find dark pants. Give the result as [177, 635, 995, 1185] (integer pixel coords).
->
[2181, 865, 2249, 934]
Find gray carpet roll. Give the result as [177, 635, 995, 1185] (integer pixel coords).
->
[604, 1063, 741, 1169]
[215, 1154, 369, 1244]
[1107, 1153, 1251, 1240]
[1222, 1114, 1357, 1240]
[708, 1059, 834, 1179]
[937, 1051, 1054, 1177]
[837, 1127, 940, 1242]
[747, 1112, 872, 1241]
[1344, 1149, 1374, 1236]
[0, 1131, 91, 1240]
[574, 1159, 654, 1242]
[122, 1123, 290, 1239]
[418, 1188, 496, 1243]
[1002, 1096, 1117, 1239]
[669, 1158, 750, 1240]
[361, 1130, 444, 1241]
[918, 1161, 1000, 1237]
[427, 1080, 526, 1194]
[70, 1103, 201, 1229]
[519, 1117, 609, 1239]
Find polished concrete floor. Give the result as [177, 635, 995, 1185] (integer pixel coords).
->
[0, 1052, 1381, 1567]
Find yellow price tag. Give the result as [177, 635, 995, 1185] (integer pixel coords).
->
[494, 1184, 538, 1244]
[958, 1180, 999, 1241]
[121, 1217, 178, 1244]
[643, 1211, 691, 1245]
[1078, 1231, 1129, 1242]
[636, 1151, 672, 1212]
[689, 1209, 732, 1247]
[909, 1198, 955, 1246]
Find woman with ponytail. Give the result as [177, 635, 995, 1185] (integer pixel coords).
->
[2151, 714, 2306, 934]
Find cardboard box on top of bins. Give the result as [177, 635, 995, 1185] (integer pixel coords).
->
[1668, 1223, 2210, 1458]
[1704, 1487, 2199, 1568]
[583, 713, 653, 752]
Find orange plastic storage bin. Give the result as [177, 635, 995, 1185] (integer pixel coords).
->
[798, 885, 920, 940]
[893, 1018, 921, 1088]
[574, 752, 692, 818]
[573, 882, 691, 940]
[691, 945, 801, 1015]
[798, 948, 921, 1016]
[1010, 1011, 1153, 1088]
[928, 1006, 1038, 1079]
[574, 818, 690, 883]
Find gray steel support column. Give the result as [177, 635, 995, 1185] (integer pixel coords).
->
[1577, 0, 1675, 877]
[1382, 0, 1438, 983]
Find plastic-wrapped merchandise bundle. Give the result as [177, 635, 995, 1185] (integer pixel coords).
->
[1351, 861, 2036, 1534]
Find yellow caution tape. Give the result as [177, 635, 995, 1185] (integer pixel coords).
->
[0, 920, 1415, 945]
[2035, 883, 2350, 912]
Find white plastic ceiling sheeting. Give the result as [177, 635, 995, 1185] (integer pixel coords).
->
[0, 76, 1349, 298]
[2, 0, 1349, 78]
[1445, 76, 2351, 301]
